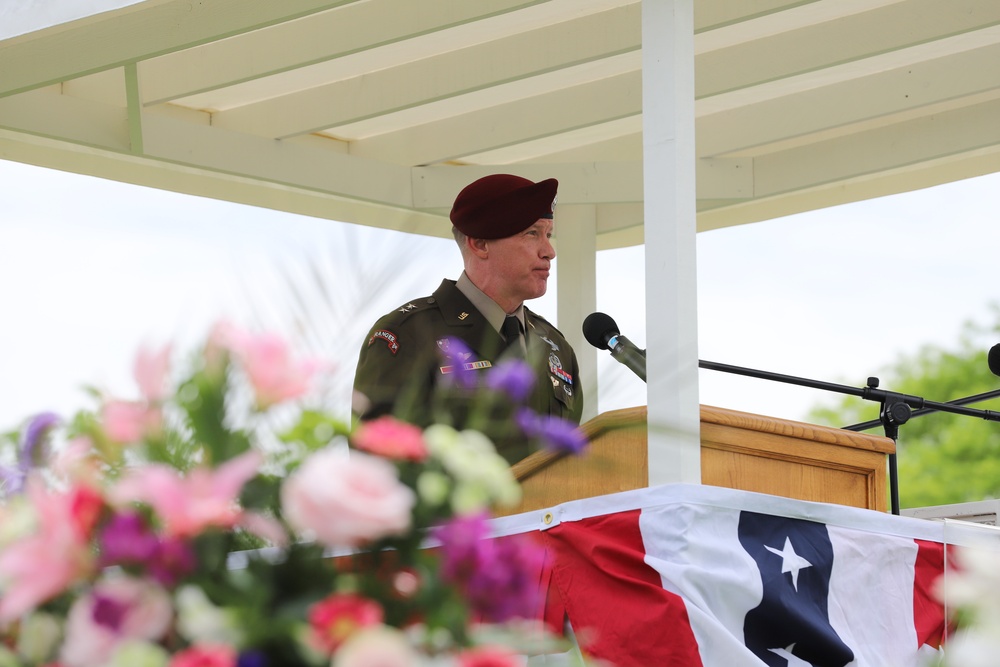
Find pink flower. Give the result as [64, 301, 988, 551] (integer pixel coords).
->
[51, 437, 102, 485]
[222, 326, 322, 409]
[60, 576, 172, 667]
[110, 450, 262, 538]
[100, 342, 171, 443]
[308, 593, 383, 655]
[167, 644, 237, 667]
[237, 510, 289, 548]
[332, 626, 418, 667]
[134, 342, 172, 403]
[0, 482, 99, 622]
[352, 416, 428, 462]
[457, 646, 524, 667]
[101, 400, 162, 444]
[281, 449, 414, 549]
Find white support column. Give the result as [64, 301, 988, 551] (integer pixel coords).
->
[641, 0, 700, 484]
[555, 204, 598, 423]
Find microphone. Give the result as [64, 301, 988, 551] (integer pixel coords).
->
[582, 312, 647, 382]
[989, 344, 1000, 377]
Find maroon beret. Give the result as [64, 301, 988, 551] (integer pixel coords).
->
[450, 174, 558, 240]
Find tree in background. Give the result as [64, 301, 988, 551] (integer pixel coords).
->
[807, 305, 1000, 509]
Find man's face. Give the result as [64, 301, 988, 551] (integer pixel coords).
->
[486, 218, 556, 308]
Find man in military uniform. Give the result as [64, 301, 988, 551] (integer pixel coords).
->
[352, 173, 583, 464]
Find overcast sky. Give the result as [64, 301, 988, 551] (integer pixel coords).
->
[3, 157, 1000, 433]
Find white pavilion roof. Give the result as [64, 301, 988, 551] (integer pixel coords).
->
[3, 0, 999, 249]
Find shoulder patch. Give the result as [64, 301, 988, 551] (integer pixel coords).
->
[368, 329, 400, 355]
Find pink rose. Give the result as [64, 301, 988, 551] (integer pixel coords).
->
[352, 416, 428, 462]
[168, 644, 237, 667]
[281, 449, 414, 549]
[60, 576, 172, 667]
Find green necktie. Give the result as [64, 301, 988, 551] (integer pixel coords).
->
[501, 315, 523, 358]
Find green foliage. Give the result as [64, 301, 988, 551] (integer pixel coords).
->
[806, 306, 1000, 509]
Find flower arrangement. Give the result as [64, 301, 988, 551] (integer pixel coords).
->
[0, 323, 585, 667]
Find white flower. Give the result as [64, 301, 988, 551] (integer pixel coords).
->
[424, 426, 521, 511]
[107, 640, 170, 667]
[416, 470, 451, 507]
[942, 629, 1000, 667]
[938, 544, 1000, 667]
[451, 482, 492, 515]
[175, 585, 245, 647]
[0, 646, 22, 667]
[333, 625, 421, 667]
[0, 496, 36, 548]
[15, 611, 61, 663]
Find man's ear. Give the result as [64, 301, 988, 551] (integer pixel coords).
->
[467, 236, 489, 259]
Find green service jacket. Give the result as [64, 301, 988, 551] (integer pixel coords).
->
[352, 279, 583, 464]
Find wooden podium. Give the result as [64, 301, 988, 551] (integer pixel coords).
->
[497, 405, 895, 516]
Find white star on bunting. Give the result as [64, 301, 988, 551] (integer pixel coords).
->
[765, 536, 813, 591]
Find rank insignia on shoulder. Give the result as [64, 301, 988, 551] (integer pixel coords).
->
[369, 329, 400, 355]
[440, 360, 492, 374]
[398, 303, 417, 313]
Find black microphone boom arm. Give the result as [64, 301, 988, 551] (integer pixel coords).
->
[699, 358, 1000, 516]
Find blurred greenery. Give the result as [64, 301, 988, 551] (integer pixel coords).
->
[807, 304, 1000, 509]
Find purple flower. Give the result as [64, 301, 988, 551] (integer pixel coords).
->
[148, 536, 196, 586]
[20, 412, 60, 467]
[99, 512, 159, 566]
[433, 512, 544, 622]
[437, 337, 478, 389]
[91, 592, 130, 632]
[486, 359, 536, 402]
[99, 512, 196, 585]
[0, 412, 61, 496]
[516, 409, 588, 455]
[237, 650, 268, 667]
[434, 511, 491, 582]
[0, 466, 26, 497]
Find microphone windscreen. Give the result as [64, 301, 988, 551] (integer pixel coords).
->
[989, 344, 1000, 377]
[582, 312, 620, 349]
